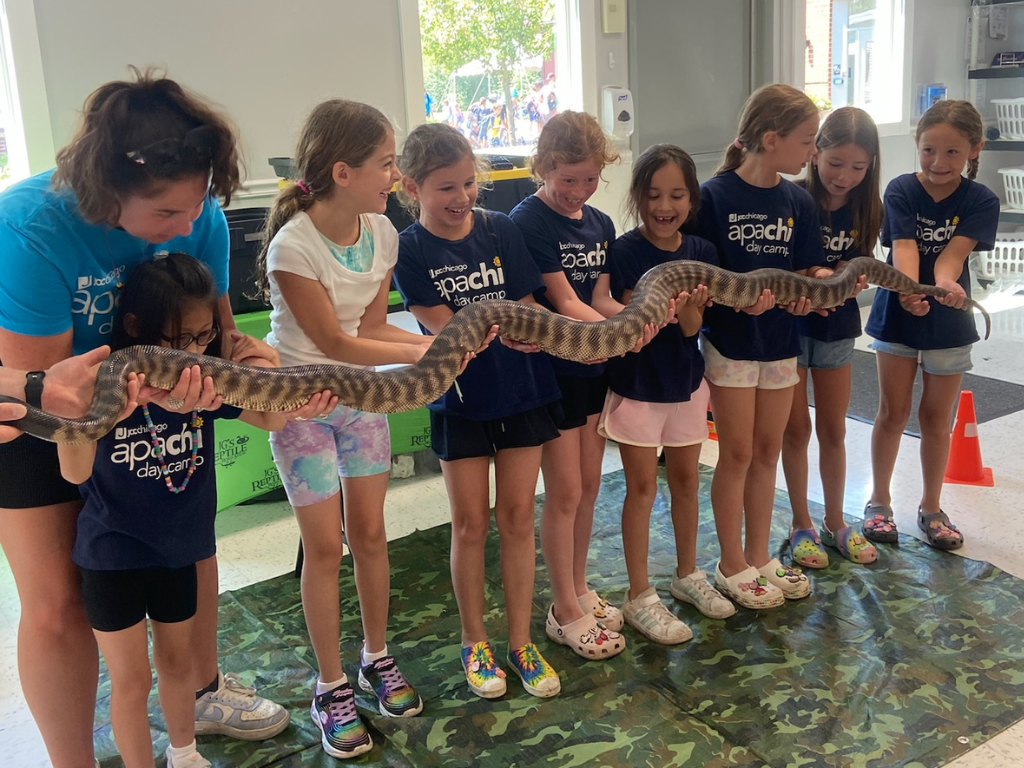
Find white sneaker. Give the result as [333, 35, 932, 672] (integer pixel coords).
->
[194, 671, 290, 740]
[621, 587, 692, 645]
[670, 568, 737, 619]
[165, 746, 212, 768]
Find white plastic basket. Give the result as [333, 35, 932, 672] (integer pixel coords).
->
[975, 233, 1024, 282]
[993, 98, 1024, 139]
[999, 167, 1024, 210]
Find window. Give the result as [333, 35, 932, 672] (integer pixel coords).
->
[804, 0, 908, 127]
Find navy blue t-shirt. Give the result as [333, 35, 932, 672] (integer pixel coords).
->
[865, 174, 999, 349]
[72, 403, 242, 571]
[799, 203, 864, 342]
[696, 171, 825, 361]
[606, 230, 717, 402]
[395, 211, 560, 420]
[509, 195, 615, 378]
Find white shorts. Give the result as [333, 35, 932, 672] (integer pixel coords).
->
[701, 336, 800, 390]
[597, 379, 710, 448]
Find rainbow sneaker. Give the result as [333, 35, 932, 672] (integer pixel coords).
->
[507, 642, 561, 698]
[358, 655, 423, 717]
[310, 682, 372, 759]
[461, 641, 507, 699]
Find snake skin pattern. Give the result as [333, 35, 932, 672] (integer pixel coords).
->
[2, 257, 989, 444]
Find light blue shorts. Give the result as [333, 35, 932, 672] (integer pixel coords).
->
[868, 339, 973, 376]
[797, 336, 856, 370]
[269, 404, 391, 508]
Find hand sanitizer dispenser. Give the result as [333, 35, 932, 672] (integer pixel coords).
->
[601, 86, 634, 139]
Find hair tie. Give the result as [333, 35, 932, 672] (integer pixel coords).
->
[296, 180, 311, 195]
[732, 137, 744, 150]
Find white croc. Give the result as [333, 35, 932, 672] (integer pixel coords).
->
[577, 589, 625, 632]
[713, 562, 785, 610]
[545, 605, 626, 659]
[757, 557, 811, 600]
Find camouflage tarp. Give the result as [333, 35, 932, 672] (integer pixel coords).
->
[94, 465, 1024, 767]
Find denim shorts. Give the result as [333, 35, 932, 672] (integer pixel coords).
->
[868, 339, 973, 376]
[797, 336, 856, 370]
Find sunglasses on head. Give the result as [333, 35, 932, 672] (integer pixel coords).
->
[125, 125, 218, 173]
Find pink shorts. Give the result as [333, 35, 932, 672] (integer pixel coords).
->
[701, 336, 799, 390]
[597, 379, 710, 448]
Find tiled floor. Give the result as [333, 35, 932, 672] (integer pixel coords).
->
[3, 292, 1024, 766]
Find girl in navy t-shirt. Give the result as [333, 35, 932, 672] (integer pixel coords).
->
[509, 111, 630, 663]
[56, 255, 318, 768]
[863, 100, 998, 550]
[395, 123, 562, 700]
[601, 144, 737, 644]
[782, 107, 881, 569]
[696, 84, 825, 610]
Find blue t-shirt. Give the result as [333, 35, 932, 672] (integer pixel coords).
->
[509, 194, 615, 377]
[865, 174, 999, 349]
[72, 403, 242, 571]
[799, 203, 864, 342]
[696, 171, 825, 361]
[0, 170, 230, 354]
[606, 230, 717, 403]
[394, 211, 559, 420]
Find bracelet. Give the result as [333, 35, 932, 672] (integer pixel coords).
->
[25, 371, 45, 408]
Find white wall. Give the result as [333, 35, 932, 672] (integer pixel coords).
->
[23, 0, 410, 204]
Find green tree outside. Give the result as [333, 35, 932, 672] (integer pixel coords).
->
[420, 0, 554, 144]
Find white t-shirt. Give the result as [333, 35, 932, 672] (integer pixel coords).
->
[265, 211, 398, 367]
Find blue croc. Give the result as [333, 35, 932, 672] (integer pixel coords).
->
[789, 527, 829, 569]
[821, 522, 878, 564]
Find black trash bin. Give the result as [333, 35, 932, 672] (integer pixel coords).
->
[225, 207, 271, 315]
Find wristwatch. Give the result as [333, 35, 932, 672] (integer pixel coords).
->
[24, 371, 45, 408]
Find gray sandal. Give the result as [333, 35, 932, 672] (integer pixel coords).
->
[863, 502, 898, 543]
[917, 508, 963, 550]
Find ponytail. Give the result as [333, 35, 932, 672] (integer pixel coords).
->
[254, 184, 314, 302]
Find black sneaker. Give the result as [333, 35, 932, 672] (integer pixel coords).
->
[357, 655, 424, 717]
[310, 682, 372, 758]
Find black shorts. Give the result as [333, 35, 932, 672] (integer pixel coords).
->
[79, 563, 198, 632]
[430, 401, 563, 462]
[0, 434, 81, 509]
[554, 372, 609, 430]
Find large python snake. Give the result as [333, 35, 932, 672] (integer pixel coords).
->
[2, 257, 990, 445]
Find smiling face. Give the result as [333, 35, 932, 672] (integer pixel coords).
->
[160, 299, 217, 353]
[916, 122, 980, 194]
[537, 158, 603, 219]
[411, 154, 478, 239]
[116, 174, 209, 243]
[814, 143, 872, 208]
[771, 116, 820, 175]
[343, 131, 402, 215]
[640, 161, 691, 250]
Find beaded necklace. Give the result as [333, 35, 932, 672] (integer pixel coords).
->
[142, 405, 201, 494]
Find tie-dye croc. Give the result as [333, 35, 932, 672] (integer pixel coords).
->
[821, 522, 878, 564]
[461, 640, 506, 699]
[508, 642, 561, 697]
[789, 527, 829, 569]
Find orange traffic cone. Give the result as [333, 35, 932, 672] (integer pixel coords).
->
[944, 390, 994, 486]
[706, 408, 718, 441]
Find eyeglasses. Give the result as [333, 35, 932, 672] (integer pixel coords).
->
[160, 326, 219, 350]
[126, 125, 218, 173]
